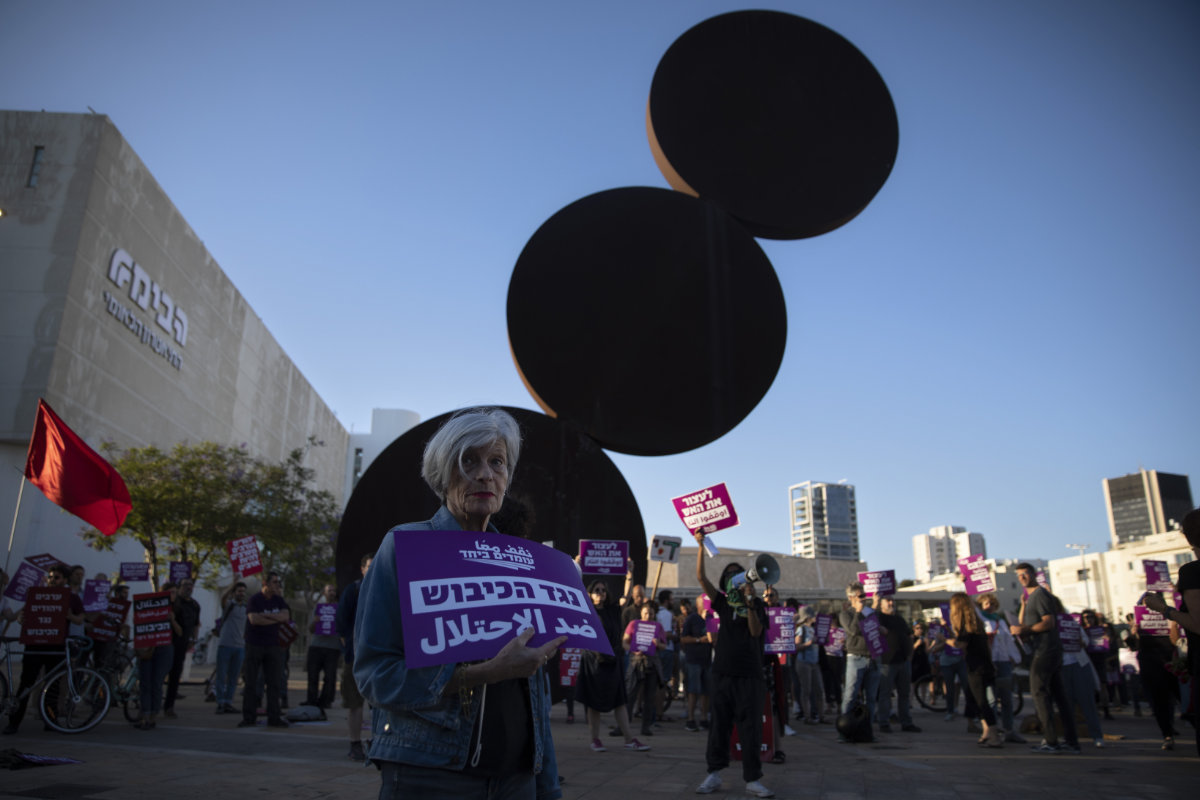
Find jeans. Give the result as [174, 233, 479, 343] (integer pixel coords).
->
[215, 644, 245, 706]
[243, 643, 287, 723]
[796, 661, 823, 720]
[139, 644, 175, 715]
[378, 761, 534, 800]
[876, 660, 912, 726]
[989, 660, 1016, 732]
[940, 657, 970, 716]
[1029, 650, 1077, 747]
[842, 654, 880, 724]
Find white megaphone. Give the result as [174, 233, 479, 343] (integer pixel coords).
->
[728, 554, 781, 590]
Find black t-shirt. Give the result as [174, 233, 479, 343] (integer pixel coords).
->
[245, 591, 290, 648]
[682, 611, 712, 664]
[879, 613, 912, 665]
[1177, 560, 1199, 673]
[463, 677, 532, 778]
[710, 591, 766, 679]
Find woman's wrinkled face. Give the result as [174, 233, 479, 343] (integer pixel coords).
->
[445, 440, 509, 527]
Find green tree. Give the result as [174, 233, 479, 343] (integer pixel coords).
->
[83, 439, 340, 594]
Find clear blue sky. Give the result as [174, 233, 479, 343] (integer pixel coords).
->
[4, 0, 1197, 580]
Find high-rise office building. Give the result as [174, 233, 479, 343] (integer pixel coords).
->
[1103, 469, 1193, 547]
[912, 525, 986, 582]
[789, 481, 859, 560]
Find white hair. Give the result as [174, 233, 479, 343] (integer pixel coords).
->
[421, 408, 522, 500]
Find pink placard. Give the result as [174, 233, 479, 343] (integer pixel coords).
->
[958, 555, 996, 595]
[627, 619, 661, 655]
[227, 535, 263, 577]
[826, 626, 846, 656]
[1143, 560, 1172, 592]
[671, 482, 739, 536]
[1134, 605, 1170, 637]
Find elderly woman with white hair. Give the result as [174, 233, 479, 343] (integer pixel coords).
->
[354, 408, 566, 800]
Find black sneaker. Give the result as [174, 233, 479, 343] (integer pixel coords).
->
[348, 741, 366, 761]
[901, 724, 922, 732]
[267, 719, 290, 728]
[685, 720, 700, 732]
[237, 719, 257, 728]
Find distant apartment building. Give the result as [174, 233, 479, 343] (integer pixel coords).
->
[789, 480, 859, 560]
[1102, 469, 1193, 547]
[912, 525, 986, 582]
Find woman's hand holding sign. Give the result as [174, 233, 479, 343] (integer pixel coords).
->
[449, 627, 567, 691]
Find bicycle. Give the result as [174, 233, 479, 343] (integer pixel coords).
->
[1, 635, 112, 733]
[96, 637, 141, 722]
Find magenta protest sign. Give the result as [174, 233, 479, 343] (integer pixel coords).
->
[227, 535, 263, 577]
[814, 613, 832, 645]
[1084, 626, 1110, 653]
[2, 560, 44, 602]
[860, 611, 887, 657]
[765, 607, 796, 654]
[857, 570, 895, 598]
[314, 602, 338, 636]
[559, 647, 583, 686]
[20, 586, 69, 646]
[1143, 560, 1172, 592]
[1057, 614, 1082, 653]
[120, 562, 150, 582]
[957, 555, 996, 595]
[578, 540, 628, 575]
[133, 591, 172, 648]
[393, 529, 613, 668]
[82, 579, 110, 612]
[671, 482, 739, 536]
[1036, 570, 1050, 590]
[1134, 606, 1170, 637]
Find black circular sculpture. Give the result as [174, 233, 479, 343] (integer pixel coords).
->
[647, 10, 899, 240]
[507, 187, 787, 456]
[335, 407, 647, 595]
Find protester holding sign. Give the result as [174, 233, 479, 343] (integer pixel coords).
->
[976, 593, 1024, 742]
[352, 408, 567, 800]
[3, 564, 84, 735]
[1131, 605, 1182, 749]
[133, 586, 179, 730]
[838, 582, 880, 744]
[1080, 609, 1115, 720]
[623, 601, 667, 738]
[576, 575, 645, 753]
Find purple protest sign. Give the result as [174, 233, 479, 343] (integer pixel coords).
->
[393, 529, 613, 668]
[826, 626, 846, 656]
[578, 540, 628, 575]
[765, 607, 796, 654]
[1143, 560, 1173, 592]
[314, 602, 338, 636]
[24, 553, 61, 570]
[1134, 606, 1170, 637]
[82, 579, 111, 612]
[169, 561, 193, 583]
[857, 570, 895, 598]
[671, 482, 739, 536]
[1084, 626, 1110, 654]
[1057, 614, 1082, 653]
[860, 611, 887, 657]
[814, 614, 832, 645]
[120, 562, 150, 582]
[957, 555, 996, 595]
[2, 560, 44, 601]
[1036, 570, 1049, 590]
[627, 619, 662, 655]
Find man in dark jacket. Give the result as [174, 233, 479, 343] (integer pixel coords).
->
[875, 595, 919, 732]
[164, 577, 201, 718]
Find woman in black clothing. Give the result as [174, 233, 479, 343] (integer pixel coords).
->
[946, 592, 1003, 747]
[1127, 617, 1181, 749]
[575, 578, 647, 752]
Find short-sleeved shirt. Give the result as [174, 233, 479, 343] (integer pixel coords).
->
[217, 600, 247, 648]
[1021, 587, 1062, 657]
[1176, 560, 1199, 675]
[624, 620, 665, 656]
[656, 608, 676, 651]
[710, 591, 766, 679]
[245, 591, 290, 648]
[682, 611, 712, 664]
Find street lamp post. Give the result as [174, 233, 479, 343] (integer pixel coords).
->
[1066, 543, 1091, 609]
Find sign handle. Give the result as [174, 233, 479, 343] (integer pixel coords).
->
[701, 536, 720, 557]
[651, 561, 663, 599]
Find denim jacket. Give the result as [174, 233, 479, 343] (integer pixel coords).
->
[353, 506, 561, 800]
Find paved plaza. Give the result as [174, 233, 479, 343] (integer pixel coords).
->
[0, 678, 1194, 800]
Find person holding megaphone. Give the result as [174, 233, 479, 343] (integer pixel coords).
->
[692, 534, 775, 799]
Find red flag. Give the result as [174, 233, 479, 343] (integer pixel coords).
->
[23, 399, 132, 536]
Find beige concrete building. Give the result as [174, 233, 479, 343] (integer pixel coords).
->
[1047, 530, 1195, 619]
[1, 110, 348, 582]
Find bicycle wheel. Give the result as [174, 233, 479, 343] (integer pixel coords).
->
[40, 667, 111, 733]
[914, 676, 946, 712]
